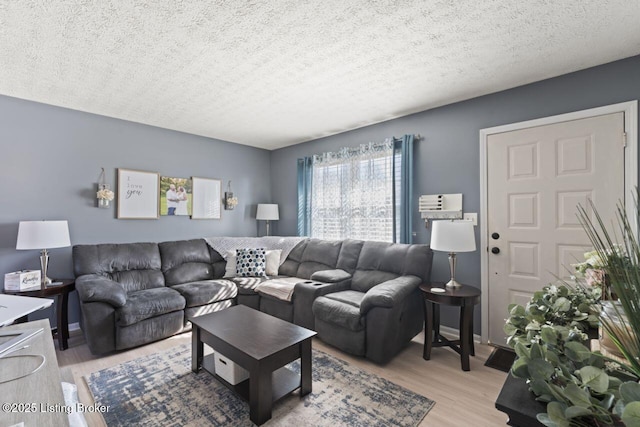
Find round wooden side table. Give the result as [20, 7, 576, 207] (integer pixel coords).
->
[4, 279, 75, 350]
[419, 283, 481, 371]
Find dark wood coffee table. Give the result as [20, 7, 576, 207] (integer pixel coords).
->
[190, 305, 317, 425]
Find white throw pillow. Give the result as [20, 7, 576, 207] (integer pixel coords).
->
[265, 249, 282, 276]
[224, 249, 281, 277]
[224, 250, 237, 278]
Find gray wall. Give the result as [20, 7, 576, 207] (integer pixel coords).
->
[5, 55, 640, 336]
[0, 95, 272, 325]
[270, 55, 640, 333]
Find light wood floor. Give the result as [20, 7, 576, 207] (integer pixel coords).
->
[56, 329, 510, 426]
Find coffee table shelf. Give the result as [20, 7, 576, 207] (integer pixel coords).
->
[203, 353, 302, 403]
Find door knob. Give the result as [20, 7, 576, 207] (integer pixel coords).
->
[491, 232, 500, 240]
[491, 247, 500, 254]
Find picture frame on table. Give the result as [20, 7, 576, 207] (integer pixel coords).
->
[191, 177, 222, 219]
[117, 168, 160, 219]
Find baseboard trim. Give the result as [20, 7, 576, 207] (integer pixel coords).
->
[438, 325, 481, 343]
[66, 323, 481, 341]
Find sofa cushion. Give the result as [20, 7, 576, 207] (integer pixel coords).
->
[402, 244, 433, 282]
[279, 239, 343, 279]
[236, 248, 266, 277]
[171, 279, 237, 308]
[255, 277, 304, 302]
[278, 240, 308, 276]
[297, 239, 343, 278]
[73, 243, 164, 292]
[352, 241, 426, 292]
[312, 292, 365, 332]
[335, 239, 365, 273]
[232, 276, 269, 295]
[110, 270, 166, 293]
[351, 270, 399, 293]
[117, 287, 185, 326]
[159, 239, 216, 286]
[324, 290, 365, 308]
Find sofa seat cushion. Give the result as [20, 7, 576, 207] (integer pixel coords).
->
[117, 287, 185, 326]
[232, 276, 270, 295]
[255, 277, 306, 302]
[171, 279, 237, 308]
[313, 291, 366, 332]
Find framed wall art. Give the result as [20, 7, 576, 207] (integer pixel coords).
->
[191, 177, 221, 219]
[160, 176, 192, 216]
[117, 168, 160, 219]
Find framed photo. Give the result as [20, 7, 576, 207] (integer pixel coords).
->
[191, 177, 221, 219]
[160, 176, 192, 216]
[117, 169, 160, 219]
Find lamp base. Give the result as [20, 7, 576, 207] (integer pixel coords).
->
[445, 279, 462, 289]
[40, 249, 52, 289]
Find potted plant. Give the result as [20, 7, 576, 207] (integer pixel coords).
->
[503, 198, 640, 426]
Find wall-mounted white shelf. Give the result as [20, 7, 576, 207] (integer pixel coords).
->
[419, 194, 463, 223]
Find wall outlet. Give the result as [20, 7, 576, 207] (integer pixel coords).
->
[463, 213, 478, 226]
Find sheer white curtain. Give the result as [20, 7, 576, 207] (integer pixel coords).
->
[310, 140, 394, 241]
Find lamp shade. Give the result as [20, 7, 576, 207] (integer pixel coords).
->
[16, 220, 71, 250]
[430, 220, 476, 253]
[256, 204, 279, 221]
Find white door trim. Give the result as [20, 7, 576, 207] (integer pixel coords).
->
[479, 100, 638, 344]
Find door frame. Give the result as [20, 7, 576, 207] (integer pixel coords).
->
[479, 100, 638, 344]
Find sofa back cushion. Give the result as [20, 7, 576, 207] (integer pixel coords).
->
[336, 239, 365, 273]
[278, 240, 308, 276]
[351, 241, 433, 292]
[73, 243, 164, 293]
[279, 239, 343, 279]
[159, 239, 225, 286]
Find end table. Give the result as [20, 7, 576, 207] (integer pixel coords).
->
[419, 283, 481, 371]
[4, 279, 75, 350]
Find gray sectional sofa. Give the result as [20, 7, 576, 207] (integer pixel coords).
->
[73, 236, 432, 364]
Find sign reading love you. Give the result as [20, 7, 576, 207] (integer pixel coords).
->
[117, 169, 159, 219]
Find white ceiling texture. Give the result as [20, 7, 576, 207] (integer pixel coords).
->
[1, 1, 640, 150]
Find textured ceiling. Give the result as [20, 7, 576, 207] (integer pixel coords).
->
[1, 1, 640, 150]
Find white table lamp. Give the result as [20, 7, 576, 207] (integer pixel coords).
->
[430, 220, 476, 288]
[16, 220, 71, 286]
[256, 204, 279, 236]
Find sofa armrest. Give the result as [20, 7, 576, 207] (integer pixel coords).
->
[310, 269, 351, 283]
[76, 274, 127, 308]
[360, 275, 421, 315]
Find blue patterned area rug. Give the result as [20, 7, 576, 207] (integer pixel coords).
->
[85, 344, 434, 426]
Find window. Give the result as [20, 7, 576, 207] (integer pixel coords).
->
[298, 135, 414, 243]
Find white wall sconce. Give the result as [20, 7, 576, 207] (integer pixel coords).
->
[96, 168, 114, 208]
[224, 181, 238, 210]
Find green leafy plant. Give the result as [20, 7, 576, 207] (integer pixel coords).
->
[503, 194, 640, 427]
[578, 199, 640, 378]
[504, 283, 600, 349]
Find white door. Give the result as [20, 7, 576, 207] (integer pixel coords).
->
[487, 112, 625, 347]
